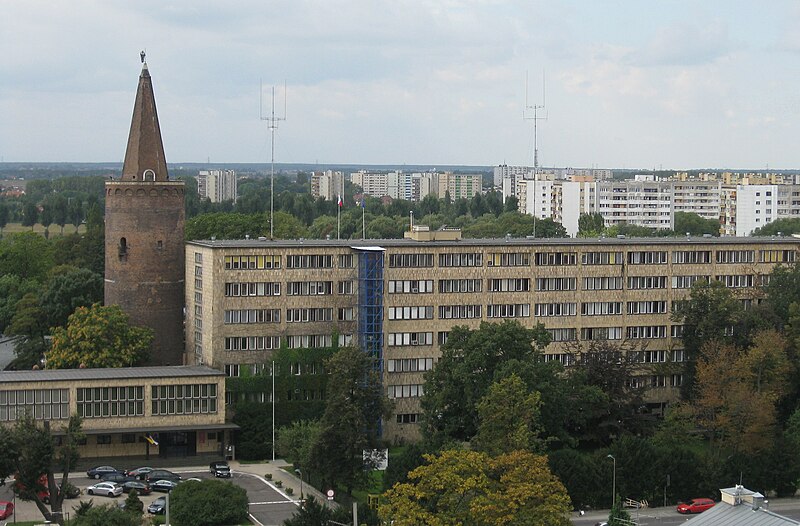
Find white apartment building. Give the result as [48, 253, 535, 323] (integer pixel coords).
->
[517, 179, 555, 221]
[494, 164, 531, 190]
[437, 172, 482, 201]
[310, 170, 345, 201]
[197, 170, 237, 202]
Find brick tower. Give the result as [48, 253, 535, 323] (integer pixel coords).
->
[104, 59, 185, 366]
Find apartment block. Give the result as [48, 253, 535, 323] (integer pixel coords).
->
[197, 169, 237, 202]
[185, 233, 799, 442]
[437, 172, 482, 200]
[310, 170, 344, 201]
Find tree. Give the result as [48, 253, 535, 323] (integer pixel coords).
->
[472, 374, 544, 455]
[69, 504, 140, 526]
[0, 201, 9, 237]
[752, 217, 800, 237]
[0, 231, 55, 281]
[608, 495, 632, 526]
[308, 347, 391, 493]
[47, 303, 153, 369]
[170, 479, 249, 526]
[578, 213, 605, 237]
[21, 200, 38, 229]
[6, 292, 49, 369]
[379, 449, 571, 526]
[534, 217, 568, 238]
[276, 420, 321, 471]
[283, 496, 352, 526]
[422, 320, 550, 443]
[123, 488, 143, 515]
[38, 266, 104, 329]
[68, 198, 83, 232]
[672, 211, 719, 237]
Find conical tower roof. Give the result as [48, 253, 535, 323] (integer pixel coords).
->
[121, 62, 169, 181]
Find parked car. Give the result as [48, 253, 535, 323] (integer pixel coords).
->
[126, 467, 153, 480]
[86, 466, 122, 479]
[150, 479, 179, 493]
[145, 469, 181, 483]
[210, 460, 231, 478]
[101, 472, 136, 484]
[677, 498, 715, 514]
[13, 474, 49, 503]
[120, 480, 151, 495]
[86, 482, 123, 498]
[0, 501, 13, 520]
[148, 496, 167, 514]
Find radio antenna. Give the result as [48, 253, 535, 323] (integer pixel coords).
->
[260, 81, 287, 239]
[523, 70, 547, 238]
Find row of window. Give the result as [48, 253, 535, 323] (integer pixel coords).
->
[387, 384, 424, 398]
[0, 389, 70, 422]
[386, 358, 434, 373]
[225, 309, 281, 324]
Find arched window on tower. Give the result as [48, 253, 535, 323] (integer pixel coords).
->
[119, 237, 128, 259]
[143, 169, 155, 181]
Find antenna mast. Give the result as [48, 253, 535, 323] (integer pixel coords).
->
[523, 71, 547, 237]
[260, 81, 287, 239]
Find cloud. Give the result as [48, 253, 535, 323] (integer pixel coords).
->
[631, 20, 735, 67]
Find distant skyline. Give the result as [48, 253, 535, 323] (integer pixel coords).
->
[2, 1, 800, 170]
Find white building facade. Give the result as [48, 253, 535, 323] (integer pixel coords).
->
[197, 170, 237, 202]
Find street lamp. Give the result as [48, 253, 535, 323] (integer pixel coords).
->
[295, 468, 304, 504]
[607, 454, 616, 509]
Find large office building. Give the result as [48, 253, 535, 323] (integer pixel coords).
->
[185, 230, 799, 442]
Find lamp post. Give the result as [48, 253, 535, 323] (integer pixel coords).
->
[295, 468, 304, 504]
[607, 454, 616, 509]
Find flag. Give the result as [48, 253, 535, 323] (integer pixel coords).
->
[361, 197, 365, 208]
[337, 195, 343, 208]
[145, 434, 159, 446]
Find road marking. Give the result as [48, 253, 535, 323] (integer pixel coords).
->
[249, 500, 299, 505]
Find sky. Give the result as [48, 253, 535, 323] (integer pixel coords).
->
[2, 1, 800, 169]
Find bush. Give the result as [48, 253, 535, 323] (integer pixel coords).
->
[286, 487, 294, 495]
[275, 480, 283, 487]
[69, 503, 140, 526]
[170, 479, 248, 526]
[265, 473, 273, 480]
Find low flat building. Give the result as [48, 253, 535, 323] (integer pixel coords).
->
[683, 485, 799, 525]
[0, 366, 236, 460]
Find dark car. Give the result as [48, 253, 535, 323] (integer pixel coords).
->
[101, 472, 135, 484]
[126, 467, 154, 480]
[148, 496, 166, 514]
[210, 461, 231, 478]
[677, 498, 715, 514]
[120, 480, 151, 495]
[150, 479, 179, 493]
[86, 466, 122, 479]
[145, 469, 181, 483]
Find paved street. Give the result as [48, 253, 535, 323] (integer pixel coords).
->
[0, 460, 316, 526]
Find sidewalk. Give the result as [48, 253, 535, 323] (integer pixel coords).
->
[230, 459, 337, 508]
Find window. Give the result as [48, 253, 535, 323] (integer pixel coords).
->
[96, 434, 112, 445]
[487, 304, 530, 318]
[387, 358, 434, 372]
[542, 353, 576, 366]
[671, 275, 708, 289]
[338, 308, 354, 321]
[0, 389, 69, 422]
[581, 302, 622, 316]
[582, 277, 623, 290]
[122, 433, 137, 444]
[387, 333, 433, 346]
[337, 281, 354, 295]
[439, 279, 482, 293]
[438, 252, 483, 267]
[534, 303, 576, 317]
[387, 384, 424, 398]
[672, 251, 712, 264]
[224, 309, 280, 324]
[388, 253, 434, 268]
[224, 255, 281, 270]
[437, 332, 449, 345]
[224, 282, 280, 297]
[286, 334, 333, 348]
[388, 280, 434, 294]
[286, 308, 333, 322]
[338, 254, 355, 268]
[534, 252, 577, 266]
[760, 250, 796, 263]
[536, 277, 576, 291]
[287, 281, 333, 296]
[488, 278, 530, 292]
[716, 250, 755, 264]
[396, 413, 420, 424]
[627, 276, 667, 289]
[626, 325, 668, 339]
[388, 306, 434, 320]
[487, 252, 530, 266]
[580, 327, 623, 341]
[547, 328, 577, 342]
[627, 251, 668, 264]
[77, 386, 143, 418]
[627, 301, 667, 314]
[581, 251, 623, 265]
[286, 255, 333, 269]
[151, 383, 218, 415]
[194, 252, 203, 263]
[439, 305, 482, 319]
[224, 336, 281, 351]
[716, 275, 755, 288]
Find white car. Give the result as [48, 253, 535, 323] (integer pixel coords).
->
[86, 482, 123, 497]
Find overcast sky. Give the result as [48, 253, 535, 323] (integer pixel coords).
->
[2, 1, 800, 169]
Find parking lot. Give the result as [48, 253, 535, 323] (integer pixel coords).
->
[0, 465, 302, 526]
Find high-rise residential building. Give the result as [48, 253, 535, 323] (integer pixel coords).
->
[197, 169, 237, 202]
[185, 231, 799, 442]
[310, 170, 344, 201]
[437, 172, 482, 200]
[105, 60, 185, 366]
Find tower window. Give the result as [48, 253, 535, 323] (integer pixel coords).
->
[157, 240, 163, 250]
[119, 237, 128, 258]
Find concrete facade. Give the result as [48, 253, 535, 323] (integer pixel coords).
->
[184, 234, 799, 442]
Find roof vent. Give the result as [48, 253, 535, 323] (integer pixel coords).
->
[616, 234, 626, 239]
[702, 233, 712, 238]
[210, 236, 216, 242]
[245, 234, 250, 240]
[258, 236, 267, 241]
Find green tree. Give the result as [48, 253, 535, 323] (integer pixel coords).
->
[379, 449, 571, 526]
[534, 217, 568, 238]
[170, 479, 249, 526]
[7, 292, 49, 369]
[472, 374, 544, 455]
[123, 488, 143, 515]
[764, 263, 800, 324]
[50, 194, 69, 235]
[22, 200, 38, 229]
[672, 211, 719, 236]
[276, 420, 321, 471]
[0, 201, 9, 237]
[752, 217, 800, 236]
[608, 495, 632, 525]
[503, 195, 519, 213]
[0, 231, 55, 281]
[308, 347, 391, 493]
[68, 198, 83, 232]
[283, 496, 352, 526]
[69, 504, 140, 526]
[422, 320, 550, 443]
[39, 266, 104, 329]
[578, 213, 605, 237]
[47, 304, 152, 369]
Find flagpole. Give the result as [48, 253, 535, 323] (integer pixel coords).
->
[337, 196, 341, 240]
[361, 198, 366, 240]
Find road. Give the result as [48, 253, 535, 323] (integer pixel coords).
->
[571, 498, 800, 525]
[0, 468, 300, 526]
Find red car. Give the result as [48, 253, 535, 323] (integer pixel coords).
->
[677, 498, 715, 514]
[0, 501, 13, 519]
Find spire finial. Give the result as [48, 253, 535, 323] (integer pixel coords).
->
[140, 50, 146, 64]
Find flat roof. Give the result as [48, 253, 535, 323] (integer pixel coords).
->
[69, 422, 239, 436]
[187, 236, 800, 249]
[0, 365, 224, 384]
